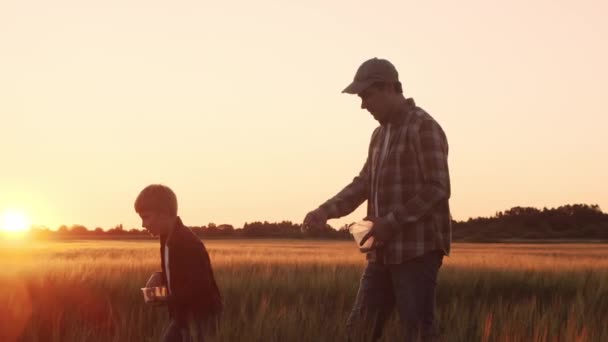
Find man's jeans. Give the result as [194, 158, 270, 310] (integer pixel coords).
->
[346, 250, 444, 341]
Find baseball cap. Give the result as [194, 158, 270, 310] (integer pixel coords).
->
[342, 58, 399, 94]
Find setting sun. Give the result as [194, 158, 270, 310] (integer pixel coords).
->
[1, 210, 31, 234]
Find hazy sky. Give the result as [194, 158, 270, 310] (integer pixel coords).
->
[1, 0, 607, 230]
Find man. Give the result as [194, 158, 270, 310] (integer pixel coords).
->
[135, 184, 222, 342]
[303, 58, 451, 341]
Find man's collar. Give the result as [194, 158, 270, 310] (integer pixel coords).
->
[388, 97, 416, 126]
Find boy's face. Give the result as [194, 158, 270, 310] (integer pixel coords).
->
[139, 211, 175, 237]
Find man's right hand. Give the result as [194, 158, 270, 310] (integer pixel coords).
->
[302, 208, 328, 233]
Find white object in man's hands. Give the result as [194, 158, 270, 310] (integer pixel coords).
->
[349, 220, 375, 253]
[141, 286, 168, 304]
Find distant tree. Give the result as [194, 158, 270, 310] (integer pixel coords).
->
[218, 224, 234, 231]
[107, 224, 126, 235]
[70, 224, 89, 235]
[57, 225, 69, 235]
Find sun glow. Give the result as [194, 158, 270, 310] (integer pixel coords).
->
[1, 210, 31, 236]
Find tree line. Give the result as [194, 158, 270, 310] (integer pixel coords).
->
[23, 204, 608, 241]
[27, 220, 350, 240]
[453, 204, 608, 241]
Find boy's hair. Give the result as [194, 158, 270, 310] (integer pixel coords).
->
[134, 184, 178, 217]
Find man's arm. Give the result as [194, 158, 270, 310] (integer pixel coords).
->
[317, 156, 370, 219]
[303, 129, 379, 230]
[383, 119, 450, 230]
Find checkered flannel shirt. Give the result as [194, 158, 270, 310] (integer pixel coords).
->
[319, 98, 451, 264]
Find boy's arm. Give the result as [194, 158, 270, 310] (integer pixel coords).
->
[167, 245, 206, 307]
[145, 271, 165, 288]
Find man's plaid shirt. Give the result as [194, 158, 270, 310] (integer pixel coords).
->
[319, 98, 451, 264]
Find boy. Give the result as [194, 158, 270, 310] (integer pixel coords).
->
[135, 184, 222, 342]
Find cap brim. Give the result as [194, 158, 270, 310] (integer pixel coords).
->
[341, 80, 373, 94]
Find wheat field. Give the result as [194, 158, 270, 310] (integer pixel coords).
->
[1, 239, 607, 342]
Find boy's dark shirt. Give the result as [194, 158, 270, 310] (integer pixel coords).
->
[160, 217, 222, 326]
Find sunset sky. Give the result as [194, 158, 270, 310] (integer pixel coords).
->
[1, 0, 606, 230]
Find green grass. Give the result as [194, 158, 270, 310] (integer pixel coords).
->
[1, 240, 607, 341]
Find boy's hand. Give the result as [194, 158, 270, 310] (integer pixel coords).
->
[142, 287, 169, 306]
[145, 271, 164, 288]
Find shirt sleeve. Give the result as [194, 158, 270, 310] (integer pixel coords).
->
[318, 156, 370, 219]
[167, 245, 203, 306]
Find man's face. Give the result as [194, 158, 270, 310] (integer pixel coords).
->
[358, 84, 395, 124]
[139, 211, 174, 237]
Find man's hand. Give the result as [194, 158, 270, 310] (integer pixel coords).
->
[359, 216, 395, 246]
[302, 208, 328, 233]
